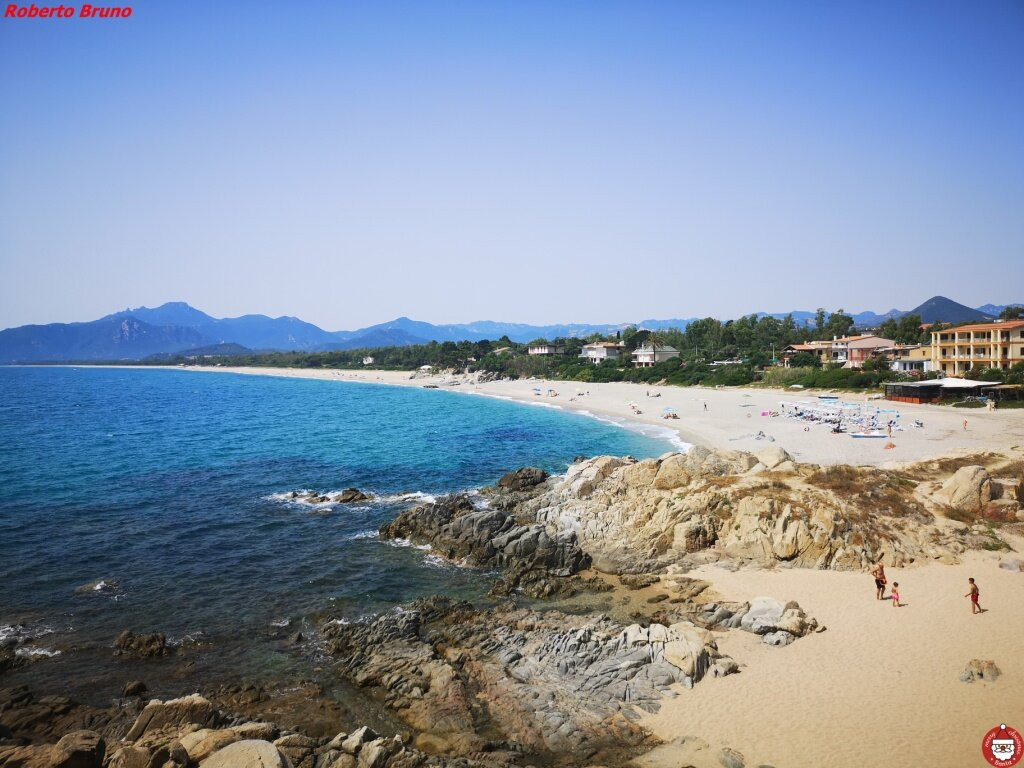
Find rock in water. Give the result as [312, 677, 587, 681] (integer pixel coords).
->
[496, 467, 548, 491]
[113, 631, 169, 659]
[336, 488, 369, 503]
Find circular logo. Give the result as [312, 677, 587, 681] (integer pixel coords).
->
[984, 724, 1023, 767]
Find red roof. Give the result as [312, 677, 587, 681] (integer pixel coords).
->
[934, 320, 1024, 333]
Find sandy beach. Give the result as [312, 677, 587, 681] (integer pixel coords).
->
[638, 541, 1024, 768]
[156, 365, 1024, 468]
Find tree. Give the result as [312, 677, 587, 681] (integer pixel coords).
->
[999, 305, 1023, 320]
[789, 351, 821, 368]
[814, 308, 826, 334]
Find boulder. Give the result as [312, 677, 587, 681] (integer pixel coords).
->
[199, 740, 290, 768]
[960, 659, 1000, 683]
[341, 727, 378, 755]
[179, 729, 239, 763]
[51, 731, 105, 768]
[125, 694, 220, 741]
[939, 466, 992, 513]
[755, 446, 793, 471]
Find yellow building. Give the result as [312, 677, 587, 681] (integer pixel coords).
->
[931, 320, 1024, 376]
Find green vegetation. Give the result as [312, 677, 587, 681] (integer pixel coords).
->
[137, 307, 1024, 396]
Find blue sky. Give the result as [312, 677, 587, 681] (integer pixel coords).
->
[1, 1, 1022, 329]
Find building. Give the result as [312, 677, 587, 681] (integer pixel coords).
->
[883, 345, 934, 374]
[883, 378, 989, 404]
[780, 342, 831, 367]
[931, 320, 1024, 376]
[527, 343, 565, 356]
[579, 342, 625, 363]
[362, 356, 375, 365]
[631, 344, 679, 367]
[820, 335, 895, 368]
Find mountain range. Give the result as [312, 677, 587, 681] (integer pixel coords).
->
[0, 296, 1020, 363]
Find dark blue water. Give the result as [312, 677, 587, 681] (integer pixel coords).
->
[0, 367, 669, 699]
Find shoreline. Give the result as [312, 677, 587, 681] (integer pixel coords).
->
[4, 364, 1023, 768]
[73, 364, 1024, 467]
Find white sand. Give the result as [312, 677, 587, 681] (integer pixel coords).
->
[638, 542, 1024, 768]
[151, 366, 1024, 467]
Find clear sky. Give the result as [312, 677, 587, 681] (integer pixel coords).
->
[1, 1, 1022, 330]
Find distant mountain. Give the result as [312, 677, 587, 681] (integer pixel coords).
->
[907, 296, 993, 324]
[975, 302, 1023, 317]
[1, 296, 1016, 363]
[0, 316, 211, 362]
[107, 303, 337, 351]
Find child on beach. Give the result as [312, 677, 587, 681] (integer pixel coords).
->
[891, 582, 900, 607]
[966, 578, 981, 614]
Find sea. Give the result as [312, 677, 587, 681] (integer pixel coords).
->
[0, 366, 674, 702]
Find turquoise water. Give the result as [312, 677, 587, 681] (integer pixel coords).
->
[0, 367, 669, 700]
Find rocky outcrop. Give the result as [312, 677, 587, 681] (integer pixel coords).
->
[506, 448, 981, 573]
[322, 596, 735, 764]
[0, 687, 497, 768]
[379, 495, 591, 597]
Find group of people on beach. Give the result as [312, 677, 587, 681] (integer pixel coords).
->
[872, 559, 983, 613]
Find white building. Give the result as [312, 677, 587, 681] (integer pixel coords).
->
[527, 343, 565, 356]
[883, 345, 934, 374]
[579, 342, 625, 363]
[362, 356, 375, 365]
[631, 344, 680, 367]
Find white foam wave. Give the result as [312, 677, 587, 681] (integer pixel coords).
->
[345, 529, 378, 541]
[15, 647, 60, 659]
[384, 537, 432, 551]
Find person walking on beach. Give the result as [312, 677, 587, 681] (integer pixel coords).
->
[872, 559, 887, 600]
[963, 419, 968, 431]
[891, 582, 901, 607]
[966, 578, 982, 614]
